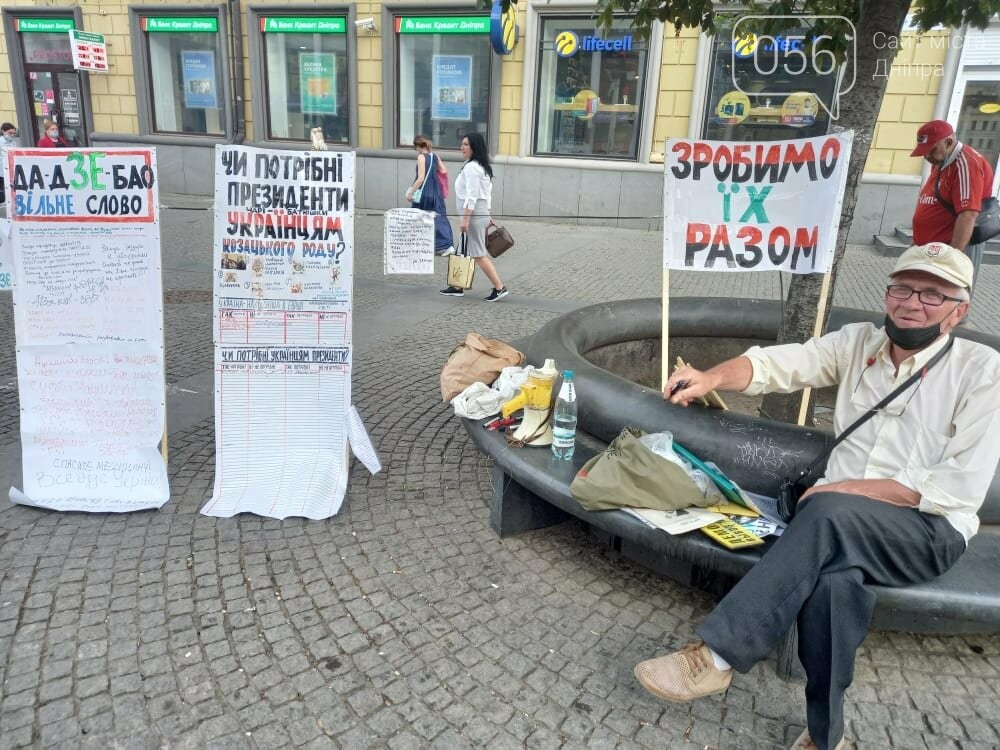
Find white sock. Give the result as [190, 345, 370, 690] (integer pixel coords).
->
[709, 647, 732, 671]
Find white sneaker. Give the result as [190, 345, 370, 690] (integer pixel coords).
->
[435, 246, 456, 257]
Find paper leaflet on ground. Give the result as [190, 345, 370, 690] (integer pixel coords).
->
[383, 208, 435, 274]
[202, 145, 359, 519]
[6, 147, 169, 511]
[623, 507, 724, 535]
[347, 405, 382, 474]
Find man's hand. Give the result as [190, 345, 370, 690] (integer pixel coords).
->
[663, 356, 754, 406]
[950, 210, 977, 251]
[800, 478, 920, 507]
[663, 366, 715, 406]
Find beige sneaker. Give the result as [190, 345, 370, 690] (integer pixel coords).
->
[634, 642, 733, 702]
[789, 728, 846, 750]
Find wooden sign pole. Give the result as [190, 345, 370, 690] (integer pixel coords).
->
[796, 271, 833, 426]
[661, 268, 670, 390]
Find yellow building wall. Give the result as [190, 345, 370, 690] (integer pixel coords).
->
[869, 29, 951, 176]
[653, 27, 702, 155]
[0, 0, 952, 178]
[496, 3, 529, 156]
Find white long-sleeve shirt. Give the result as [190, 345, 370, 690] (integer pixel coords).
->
[742, 323, 1000, 542]
[454, 160, 492, 212]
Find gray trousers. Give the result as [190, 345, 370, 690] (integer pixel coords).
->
[697, 493, 966, 750]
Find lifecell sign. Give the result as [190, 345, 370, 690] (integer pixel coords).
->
[662, 133, 854, 274]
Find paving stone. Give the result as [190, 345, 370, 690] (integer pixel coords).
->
[3, 212, 1000, 749]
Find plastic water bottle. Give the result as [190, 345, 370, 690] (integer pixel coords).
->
[551, 371, 577, 460]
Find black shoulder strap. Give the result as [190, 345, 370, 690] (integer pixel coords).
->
[794, 335, 955, 484]
[934, 168, 958, 216]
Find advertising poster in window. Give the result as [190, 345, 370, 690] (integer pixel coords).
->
[431, 55, 472, 120]
[181, 50, 218, 108]
[205, 145, 359, 519]
[299, 53, 338, 115]
[5, 147, 170, 512]
[663, 132, 853, 274]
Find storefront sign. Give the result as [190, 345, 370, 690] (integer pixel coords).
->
[181, 51, 218, 108]
[143, 17, 219, 33]
[489, 0, 517, 55]
[69, 29, 108, 72]
[300, 53, 338, 115]
[663, 133, 854, 274]
[431, 55, 472, 120]
[16, 18, 75, 33]
[397, 16, 489, 34]
[733, 33, 815, 59]
[261, 17, 346, 34]
[555, 30, 633, 57]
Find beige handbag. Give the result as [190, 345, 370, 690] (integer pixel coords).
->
[440, 333, 524, 402]
[447, 233, 476, 289]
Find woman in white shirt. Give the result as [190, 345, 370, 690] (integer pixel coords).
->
[440, 133, 508, 301]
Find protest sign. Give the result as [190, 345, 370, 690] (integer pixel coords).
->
[6, 148, 169, 512]
[384, 207, 435, 274]
[204, 144, 361, 520]
[663, 132, 853, 274]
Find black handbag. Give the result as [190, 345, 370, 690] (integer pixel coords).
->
[934, 171, 1000, 246]
[777, 336, 954, 523]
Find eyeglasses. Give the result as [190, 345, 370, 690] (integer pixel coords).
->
[886, 284, 964, 307]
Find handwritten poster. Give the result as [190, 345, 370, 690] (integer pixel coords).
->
[6, 148, 169, 512]
[431, 55, 472, 121]
[384, 208, 434, 274]
[205, 145, 356, 519]
[663, 132, 852, 274]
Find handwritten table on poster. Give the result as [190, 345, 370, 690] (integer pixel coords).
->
[218, 310, 349, 346]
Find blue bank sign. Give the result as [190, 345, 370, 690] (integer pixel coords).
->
[554, 30, 633, 57]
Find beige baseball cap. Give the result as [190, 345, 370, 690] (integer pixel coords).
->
[891, 242, 974, 289]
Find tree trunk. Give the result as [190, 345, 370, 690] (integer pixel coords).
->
[760, 0, 913, 424]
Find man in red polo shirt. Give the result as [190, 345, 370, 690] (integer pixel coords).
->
[911, 119, 995, 288]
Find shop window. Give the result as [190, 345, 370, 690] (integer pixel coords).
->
[534, 17, 648, 160]
[135, 14, 227, 136]
[395, 15, 493, 148]
[260, 16, 350, 144]
[702, 23, 837, 141]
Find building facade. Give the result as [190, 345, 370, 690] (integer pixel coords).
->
[1, 0, 998, 241]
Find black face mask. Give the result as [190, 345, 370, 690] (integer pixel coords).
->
[883, 315, 943, 350]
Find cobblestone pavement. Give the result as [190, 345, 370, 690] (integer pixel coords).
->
[1, 201, 999, 749]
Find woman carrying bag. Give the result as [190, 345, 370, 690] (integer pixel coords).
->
[440, 133, 509, 301]
[406, 135, 455, 257]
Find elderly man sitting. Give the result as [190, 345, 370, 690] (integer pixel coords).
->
[635, 243, 1000, 750]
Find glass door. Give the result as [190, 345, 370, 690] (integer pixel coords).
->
[26, 68, 86, 147]
[948, 72, 1000, 196]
